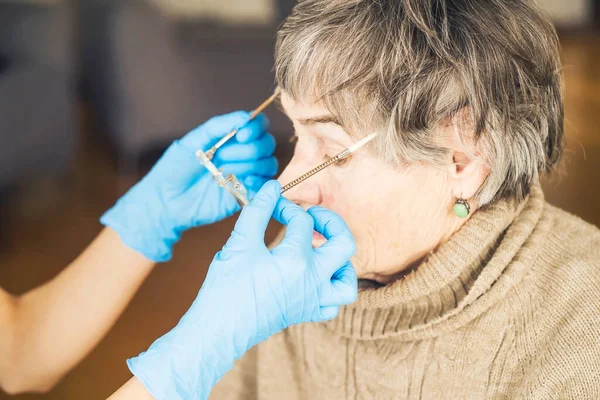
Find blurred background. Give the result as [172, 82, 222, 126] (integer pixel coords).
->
[0, 0, 598, 398]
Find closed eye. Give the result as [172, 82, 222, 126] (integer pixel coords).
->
[323, 154, 351, 167]
[290, 133, 350, 167]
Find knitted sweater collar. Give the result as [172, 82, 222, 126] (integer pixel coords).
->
[326, 185, 547, 341]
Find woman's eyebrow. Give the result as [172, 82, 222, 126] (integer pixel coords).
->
[298, 114, 342, 126]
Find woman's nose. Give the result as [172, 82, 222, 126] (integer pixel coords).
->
[277, 160, 323, 206]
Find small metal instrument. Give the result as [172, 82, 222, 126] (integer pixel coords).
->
[196, 90, 280, 207]
[196, 149, 249, 207]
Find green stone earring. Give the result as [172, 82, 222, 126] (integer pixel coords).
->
[453, 197, 471, 218]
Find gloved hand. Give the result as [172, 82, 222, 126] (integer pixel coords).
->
[127, 180, 358, 400]
[101, 111, 278, 262]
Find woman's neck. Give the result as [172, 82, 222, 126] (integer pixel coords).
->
[362, 214, 473, 285]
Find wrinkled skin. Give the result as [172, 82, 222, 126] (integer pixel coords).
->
[277, 93, 486, 284]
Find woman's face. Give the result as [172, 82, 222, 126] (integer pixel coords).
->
[277, 93, 462, 283]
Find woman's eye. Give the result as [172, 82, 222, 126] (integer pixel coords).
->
[324, 154, 351, 167]
[292, 134, 350, 167]
[335, 155, 351, 166]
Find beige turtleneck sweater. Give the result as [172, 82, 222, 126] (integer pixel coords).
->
[211, 186, 600, 399]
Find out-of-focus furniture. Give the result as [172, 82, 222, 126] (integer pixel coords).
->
[80, 0, 295, 171]
[0, 0, 76, 187]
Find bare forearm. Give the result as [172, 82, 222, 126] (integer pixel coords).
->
[109, 377, 155, 400]
[3, 228, 154, 393]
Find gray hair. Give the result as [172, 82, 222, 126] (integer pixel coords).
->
[275, 0, 564, 204]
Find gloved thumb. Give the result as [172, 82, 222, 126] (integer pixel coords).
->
[233, 180, 281, 240]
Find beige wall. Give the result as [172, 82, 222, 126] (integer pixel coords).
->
[149, 0, 276, 23]
[537, 0, 593, 27]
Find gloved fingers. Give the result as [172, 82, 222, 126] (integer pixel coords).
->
[214, 133, 276, 163]
[316, 306, 340, 322]
[270, 196, 298, 225]
[179, 111, 250, 151]
[272, 199, 314, 256]
[234, 113, 270, 143]
[232, 180, 282, 239]
[152, 141, 206, 184]
[318, 263, 358, 306]
[306, 207, 357, 280]
[219, 157, 279, 179]
[307, 206, 353, 240]
[244, 176, 269, 196]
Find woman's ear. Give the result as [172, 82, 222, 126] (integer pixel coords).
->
[440, 111, 490, 200]
[449, 150, 489, 200]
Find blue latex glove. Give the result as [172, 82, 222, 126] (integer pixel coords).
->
[127, 180, 358, 400]
[101, 111, 278, 262]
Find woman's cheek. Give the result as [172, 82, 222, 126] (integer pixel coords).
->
[320, 179, 358, 221]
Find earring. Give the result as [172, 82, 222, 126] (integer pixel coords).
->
[453, 197, 470, 218]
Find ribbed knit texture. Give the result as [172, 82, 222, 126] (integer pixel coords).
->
[211, 186, 600, 399]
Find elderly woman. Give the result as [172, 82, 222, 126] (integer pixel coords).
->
[212, 0, 600, 399]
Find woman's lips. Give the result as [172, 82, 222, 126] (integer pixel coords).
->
[312, 231, 327, 247]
